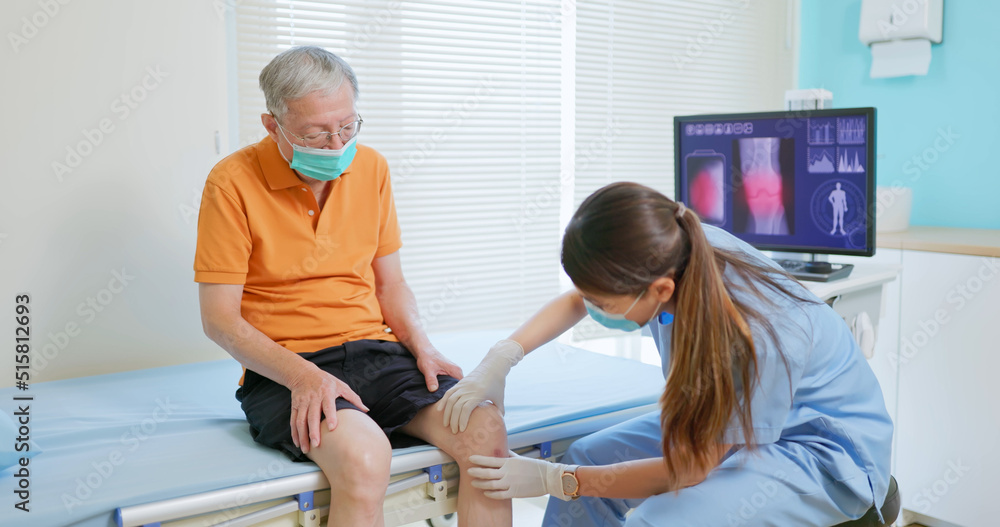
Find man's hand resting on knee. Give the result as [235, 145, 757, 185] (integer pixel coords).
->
[287, 365, 368, 454]
[412, 346, 464, 393]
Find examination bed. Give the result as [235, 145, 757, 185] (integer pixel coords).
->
[0, 330, 664, 526]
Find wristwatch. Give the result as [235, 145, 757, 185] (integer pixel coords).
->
[560, 467, 580, 500]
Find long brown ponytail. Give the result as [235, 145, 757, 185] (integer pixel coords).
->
[562, 182, 812, 489]
[664, 204, 756, 485]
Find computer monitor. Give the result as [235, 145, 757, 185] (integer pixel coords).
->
[674, 108, 876, 280]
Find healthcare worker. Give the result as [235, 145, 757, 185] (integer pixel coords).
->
[439, 182, 893, 526]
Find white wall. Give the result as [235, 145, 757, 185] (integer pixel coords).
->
[1, 0, 232, 385]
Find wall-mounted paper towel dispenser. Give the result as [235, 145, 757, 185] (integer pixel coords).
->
[859, 0, 943, 78]
[859, 0, 943, 45]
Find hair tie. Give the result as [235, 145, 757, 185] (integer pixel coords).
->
[675, 202, 686, 220]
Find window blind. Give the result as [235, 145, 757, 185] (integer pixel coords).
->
[234, 0, 794, 335]
[573, 0, 795, 205]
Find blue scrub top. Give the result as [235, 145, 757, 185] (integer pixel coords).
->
[649, 225, 893, 512]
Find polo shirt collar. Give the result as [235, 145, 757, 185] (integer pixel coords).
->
[258, 135, 355, 190]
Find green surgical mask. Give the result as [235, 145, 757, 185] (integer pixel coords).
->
[278, 125, 358, 181]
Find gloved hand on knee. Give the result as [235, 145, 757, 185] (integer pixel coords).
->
[437, 339, 523, 433]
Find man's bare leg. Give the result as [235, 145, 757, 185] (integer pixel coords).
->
[306, 409, 392, 527]
[401, 403, 512, 527]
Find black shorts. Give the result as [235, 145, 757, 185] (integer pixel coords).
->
[235, 339, 459, 462]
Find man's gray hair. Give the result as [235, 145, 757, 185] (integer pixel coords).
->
[259, 46, 359, 121]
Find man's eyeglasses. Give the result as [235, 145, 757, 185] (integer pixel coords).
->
[277, 117, 363, 148]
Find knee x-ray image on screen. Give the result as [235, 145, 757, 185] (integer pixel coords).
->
[732, 137, 795, 236]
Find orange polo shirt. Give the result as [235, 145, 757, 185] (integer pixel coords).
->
[194, 135, 402, 361]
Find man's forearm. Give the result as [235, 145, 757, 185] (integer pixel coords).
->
[205, 314, 316, 387]
[375, 280, 433, 354]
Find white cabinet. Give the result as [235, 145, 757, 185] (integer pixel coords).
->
[891, 250, 1000, 527]
[840, 247, 999, 526]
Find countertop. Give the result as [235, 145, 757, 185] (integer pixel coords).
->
[877, 226, 1000, 258]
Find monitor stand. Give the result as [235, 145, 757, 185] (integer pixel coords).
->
[768, 252, 854, 282]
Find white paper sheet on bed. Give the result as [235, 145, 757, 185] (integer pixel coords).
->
[0, 330, 664, 527]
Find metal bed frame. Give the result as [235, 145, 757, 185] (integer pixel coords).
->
[114, 405, 657, 527]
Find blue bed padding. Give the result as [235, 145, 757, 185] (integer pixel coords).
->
[0, 330, 663, 527]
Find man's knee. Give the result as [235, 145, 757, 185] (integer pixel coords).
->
[310, 419, 392, 496]
[339, 436, 392, 481]
[453, 403, 507, 460]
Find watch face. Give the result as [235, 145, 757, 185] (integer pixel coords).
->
[562, 472, 578, 495]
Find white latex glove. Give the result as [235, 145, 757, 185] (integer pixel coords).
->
[468, 452, 578, 501]
[437, 339, 523, 433]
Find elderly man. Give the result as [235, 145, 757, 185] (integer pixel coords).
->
[195, 46, 511, 527]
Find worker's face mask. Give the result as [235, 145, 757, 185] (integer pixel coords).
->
[583, 290, 662, 332]
[277, 124, 358, 182]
